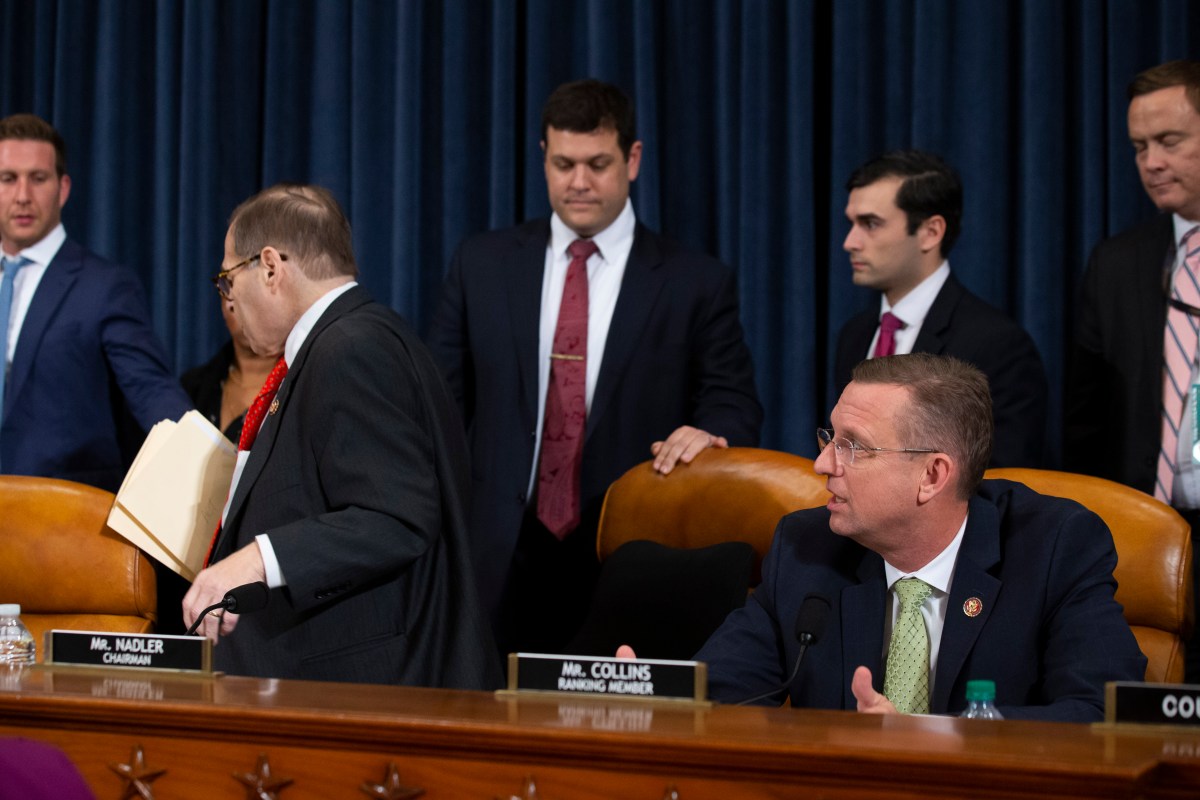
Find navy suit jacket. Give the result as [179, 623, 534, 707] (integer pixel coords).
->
[1, 239, 190, 491]
[427, 219, 763, 624]
[834, 274, 1048, 467]
[697, 479, 1146, 721]
[1065, 216, 1173, 493]
[209, 286, 501, 690]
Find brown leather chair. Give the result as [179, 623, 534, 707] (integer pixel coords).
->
[597, 447, 829, 584]
[0, 476, 157, 660]
[987, 468, 1194, 684]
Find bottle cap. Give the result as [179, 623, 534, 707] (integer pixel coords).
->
[0, 604, 20, 616]
[965, 679, 996, 702]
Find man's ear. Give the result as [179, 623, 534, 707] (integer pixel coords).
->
[917, 214, 946, 255]
[916, 452, 955, 504]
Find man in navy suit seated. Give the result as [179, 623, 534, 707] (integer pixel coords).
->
[694, 353, 1145, 721]
[0, 113, 190, 492]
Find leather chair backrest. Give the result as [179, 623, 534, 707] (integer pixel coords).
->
[0, 475, 157, 658]
[987, 468, 1194, 684]
[597, 447, 829, 583]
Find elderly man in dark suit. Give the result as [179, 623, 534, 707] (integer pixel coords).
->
[183, 184, 499, 690]
[428, 79, 762, 655]
[834, 150, 1047, 468]
[1067, 59, 1200, 682]
[697, 354, 1144, 721]
[0, 113, 190, 492]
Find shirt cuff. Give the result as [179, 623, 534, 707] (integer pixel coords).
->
[255, 534, 287, 588]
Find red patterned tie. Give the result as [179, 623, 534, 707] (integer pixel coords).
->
[873, 311, 905, 358]
[238, 356, 288, 452]
[537, 239, 597, 539]
[1157, 228, 1200, 503]
[203, 356, 288, 567]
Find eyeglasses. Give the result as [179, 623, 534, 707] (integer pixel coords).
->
[211, 254, 260, 299]
[816, 428, 937, 466]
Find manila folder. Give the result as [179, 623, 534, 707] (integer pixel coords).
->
[107, 410, 236, 581]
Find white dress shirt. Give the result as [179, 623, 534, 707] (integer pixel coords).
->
[525, 199, 637, 498]
[217, 281, 358, 587]
[867, 262, 951, 359]
[2, 223, 66, 365]
[882, 513, 968, 697]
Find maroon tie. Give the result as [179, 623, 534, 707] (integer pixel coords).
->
[537, 239, 597, 539]
[873, 311, 905, 358]
[204, 355, 288, 567]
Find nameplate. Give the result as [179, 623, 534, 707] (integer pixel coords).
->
[1105, 681, 1200, 727]
[45, 630, 213, 673]
[503, 653, 706, 702]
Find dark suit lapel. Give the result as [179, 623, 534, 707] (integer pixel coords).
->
[840, 551, 887, 708]
[930, 496, 1001, 712]
[910, 273, 964, 355]
[587, 225, 667, 439]
[5, 242, 82, 417]
[506, 222, 551, 434]
[222, 286, 369, 537]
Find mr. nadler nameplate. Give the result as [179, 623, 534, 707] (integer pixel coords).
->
[1105, 681, 1200, 727]
[507, 653, 706, 701]
[45, 630, 213, 673]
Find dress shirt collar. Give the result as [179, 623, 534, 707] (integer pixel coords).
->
[549, 198, 636, 262]
[883, 512, 968, 596]
[284, 281, 357, 367]
[5, 222, 67, 267]
[1173, 213, 1200, 250]
[880, 261, 950, 326]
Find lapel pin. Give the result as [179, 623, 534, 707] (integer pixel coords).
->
[963, 597, 983, 618]
[268, 398, 280, 416]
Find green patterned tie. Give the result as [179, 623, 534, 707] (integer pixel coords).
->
[884, 577, 933, 714]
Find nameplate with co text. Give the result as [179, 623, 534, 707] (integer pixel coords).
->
[503, 653, 706, 702]
[45, 630, 212, 673]
[1105, 681, 1200, 727]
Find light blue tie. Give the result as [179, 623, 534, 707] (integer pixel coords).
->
[0, 255, 30, 426]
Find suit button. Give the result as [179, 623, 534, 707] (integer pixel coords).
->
[518, 492, 527, 504]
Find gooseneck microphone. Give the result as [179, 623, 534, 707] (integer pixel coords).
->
[735, 592, 832, 706]
[185, 581, 270, 636]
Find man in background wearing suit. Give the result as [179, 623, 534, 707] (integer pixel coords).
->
[1066, 59, 1200, 682]
[696, 354, 1144, 721]
[0, 113, 190, 492]
[428, 79, 763, 655]
[184, 185, 499, 690]
[834, 150, 1047, 467]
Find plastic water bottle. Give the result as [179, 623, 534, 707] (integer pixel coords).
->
[960, 679, 1003, 719]
[0, 604, 36, 665]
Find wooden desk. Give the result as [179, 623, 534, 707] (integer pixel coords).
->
[1, 665, 1198, 799]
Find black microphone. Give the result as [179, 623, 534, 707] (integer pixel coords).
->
[735, 592, 832, 706]
[185, 581, 270, 636]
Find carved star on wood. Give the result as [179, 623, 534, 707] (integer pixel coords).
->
[360, 761, 425, 798]
[108, 743, 167, 800]
[496, 775, 540, 800]
[234, 754, 294, 800]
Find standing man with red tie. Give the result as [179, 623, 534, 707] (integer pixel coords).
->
[183, 184, 499, 690]
[428, 79, 762, 655]
[1067, 60, 1200, 683]
[833, 150, 1047, 468]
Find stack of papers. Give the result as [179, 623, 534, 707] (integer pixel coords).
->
[107, 410, 236, 581]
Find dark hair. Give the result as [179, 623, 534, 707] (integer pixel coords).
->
[850, 353, 992, 499]
[541, 79, 637, 159]
[0, 113, 67, 176]
[845, 149, 962, 257]
[1128, 60, 1200, 115]
[229, 184, 357, 280]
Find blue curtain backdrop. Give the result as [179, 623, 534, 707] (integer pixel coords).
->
[1, 0, 1197, 463]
